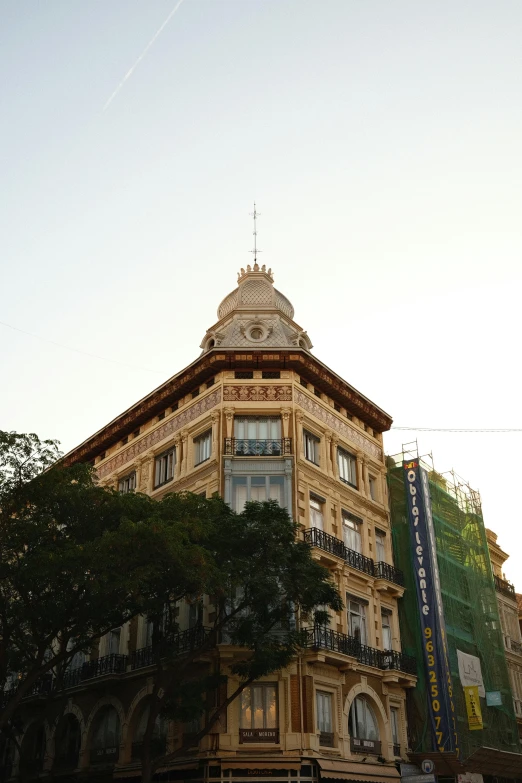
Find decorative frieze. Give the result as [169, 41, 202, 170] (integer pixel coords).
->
[295, 390, 382, 461]
[223, 385, 292, 402]
[97, 389, 222, 479]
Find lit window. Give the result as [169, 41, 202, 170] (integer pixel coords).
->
[118, 472, 136, 494]
[348, 597, 367, 645]
[194, 431, 212, 465]
[375, 530, 386, 563]
[240, 684, 277, 730]
[316, 691, 334, 746]
[338, 448, 357, 487]
[232, 476, 285, 513]
[310, 496, 324, 531]
[342, 512, 362, 553]
[304, 431, 320, 465]
[154, 448, 175, 488]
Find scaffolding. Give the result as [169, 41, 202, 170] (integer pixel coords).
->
[388, 449, 520, 763]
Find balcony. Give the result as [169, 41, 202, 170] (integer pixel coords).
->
[374, 561, 405, 587]
[224, 438, 292, 457]
[302, 626, 417, 675]
[81, 653, 127, 681]
[24, 675, 53, 699]
[351, 736, 381, 755]
[495, 574, 516, 598]
[304, 528, 404, 586]
[239, 728, 279, 743]
[130, 626, 212, 670]
[304, 528, 374, 577]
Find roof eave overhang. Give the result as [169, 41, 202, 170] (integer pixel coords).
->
[61, 348, 391, 467]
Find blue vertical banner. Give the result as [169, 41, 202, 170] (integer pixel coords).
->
[403, 459, 459, 755]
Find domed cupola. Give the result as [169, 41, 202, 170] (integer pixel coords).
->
[200, 263, 312, 353]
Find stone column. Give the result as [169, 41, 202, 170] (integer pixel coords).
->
[224, 407, 235, 438]
[295, 411, 304, 459]
[281, 407, 291, 438]
[362, 457, 370, 498]
[325, 430, 333, 477]
[211, 410, 221, 458]
[356, 451, 365, 494]
[140, 450, 155, 494]
[180, 431, 189, 477]
[331, 434, 340, 480]
[173, 435, 181, 479]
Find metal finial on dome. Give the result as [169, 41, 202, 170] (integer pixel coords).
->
[249, 202, 261, 266]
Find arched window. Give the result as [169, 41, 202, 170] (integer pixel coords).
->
[131, 703, 167, 761]
[90, 706, 120, 765]
[54, 714, 81, 771]
[20, 723, 46, 775]
[349, 696, 380, 755]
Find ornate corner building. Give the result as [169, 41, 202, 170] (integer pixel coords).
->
[6, 266, 417, 782]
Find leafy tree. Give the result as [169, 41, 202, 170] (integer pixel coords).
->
[133, 498, 342, 783]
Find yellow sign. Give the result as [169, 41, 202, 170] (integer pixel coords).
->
[464, 685, 483, 730]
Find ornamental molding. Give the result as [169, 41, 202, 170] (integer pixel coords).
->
[223, 385, 292, 402]
[96, 389, 222, 479]
[295, 390, 382, 461]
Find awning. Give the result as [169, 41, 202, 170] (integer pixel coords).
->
[465, 746, 522, 775]
[222, 761, 302, 771]
[317, 759, 400, 782]
[114, 762, 200, 779]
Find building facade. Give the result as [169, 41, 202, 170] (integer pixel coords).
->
[388, 458, 522, 781]
[486, 529, 522, 740]
[3, 265, 417, 782]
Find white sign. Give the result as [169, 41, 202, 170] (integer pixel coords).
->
[421, 760, 435, 773]
[457, 649, 485, 697]
[458, 774, 484, 783]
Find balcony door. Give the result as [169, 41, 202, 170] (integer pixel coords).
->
[233, 417, 282, 456]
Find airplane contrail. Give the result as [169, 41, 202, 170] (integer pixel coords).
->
[103, 0, 186, 112]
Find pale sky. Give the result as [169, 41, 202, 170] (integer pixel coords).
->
[2, 1, 522, 581]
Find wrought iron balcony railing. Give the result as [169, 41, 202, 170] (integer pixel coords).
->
[81, 653, 127, 681]
[319, 732, 335, 747]
[130, 626, 212, 670]
[303, 528, 374, 577]
[304, 528, 404, 586]
[351, 736, 381, 755]
[495, 574, 516, 598]
[224, 438, 292, 457]
[302, 626, 417, 675]
[374, 561, 405, 587]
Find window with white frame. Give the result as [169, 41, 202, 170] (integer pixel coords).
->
[232, 475, 285, 513]
[342, 512, 362, 553]
[390, 706, 400, 753]
[240, 683, 278, 731]
[316, 691, 334, 744]
[369, 474, 377, 501]
[375, 530, 386, 563]
[338, 448, 357, 487]
[310, 496, 324, 530]
[118, 472, 136, 494]
[234, 416, 281, 440]
[349, 696, 379, 741]
[154, 448, 175, 488]
[194, 431, 212, 465]
[347, 597, 367, 645]
[381, 610, 392, 650]
[303, 430, 320, 465]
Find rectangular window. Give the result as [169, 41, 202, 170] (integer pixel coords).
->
[240, 683, 278, 730]
[304, 431, 320, 464]
[232, 476, 285, 513]
[342, 512, 362, 553]
[310, 496, 324, 531]
[381, 611, 392, 650]
[118, 472, 136, 494]
[154, 448, 175, 488]
[316, 691, 334, 746]
[390, 707, 400, 753]
[338, 448, 357, 487]
[194, 431, 212, 465]
[369, 475, 377, 501]
[235, 371, 254, 379]
[262, 371, 280, 379]
[375, 530, 386, 563]
[107, 628, 121, 655]
[348, 598, 367, 645]
[234, 416, 281, 441]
